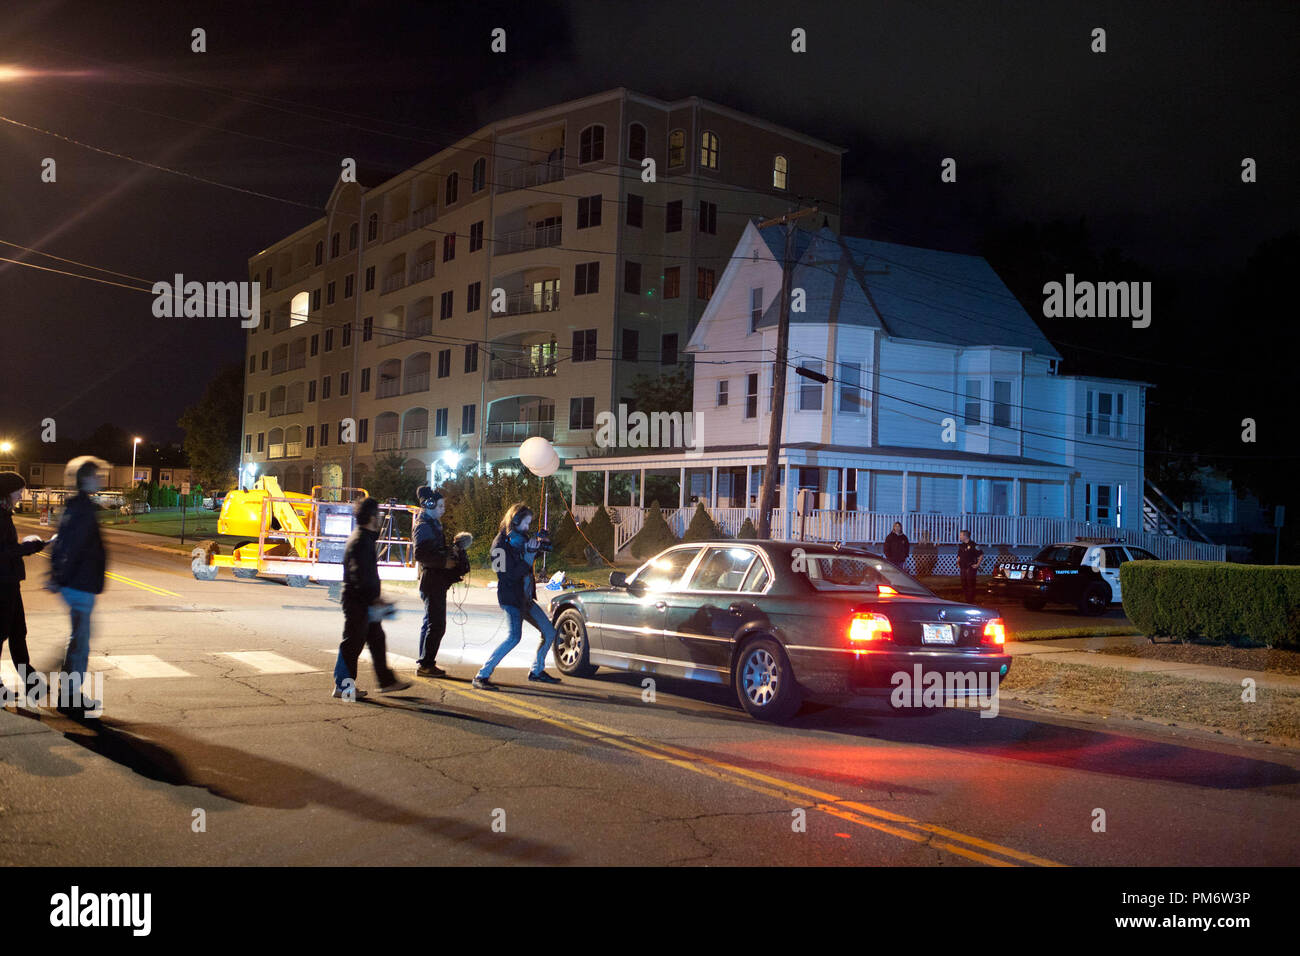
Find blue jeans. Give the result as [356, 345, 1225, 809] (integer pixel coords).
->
[476, 602, 556, 681]
[60, 587, 96, 675]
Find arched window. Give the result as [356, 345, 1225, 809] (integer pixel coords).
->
[290, 291, 310, 326]
[627, 123, 646, 162]
[330, 232, 340, 258]
[773, 154, 788, 190]
[314, 241, 323, 266]
[579, 124, 605, 164]
[367, 212, 378, 242]
[700, 131, 719, 170]
[472, 157, 486, 193]
[445, 171, 459, 206]
[348, 222, 358, 250]
[668, 129, 685, 168]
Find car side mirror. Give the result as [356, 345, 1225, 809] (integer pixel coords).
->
[609, 571, 628, 588]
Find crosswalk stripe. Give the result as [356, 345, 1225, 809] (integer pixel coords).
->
[317, 648, 419, 669]
[217, 651, 320, 674]
[90, 654, 192, 679]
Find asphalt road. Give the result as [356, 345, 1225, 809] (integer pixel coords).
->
[2, 522, 1297, 866]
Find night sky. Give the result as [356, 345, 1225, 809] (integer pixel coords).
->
[1, 1, 1296, 485]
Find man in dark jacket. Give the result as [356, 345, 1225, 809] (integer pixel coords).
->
[957, 530, 984, 604]
[50, 458, 109, 715]
[883, 522, 910, 570]
[0, 472, 44, 705]
[332, 497, 412, 700]
[412, 486, 467, 678]
[473, 503, 559, 690]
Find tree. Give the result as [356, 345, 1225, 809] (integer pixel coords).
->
[177, 363, 244, 492]
[632, 501, 678, 558]
[736, 517, 759, 539]
[368, 452, 423, 503]
[683, 502, 723, 541]
[627, 365, 691, 415]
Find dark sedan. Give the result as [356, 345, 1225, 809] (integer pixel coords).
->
[547, 540, 1011, 722]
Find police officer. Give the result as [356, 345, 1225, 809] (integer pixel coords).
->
[413, 486, 467, 678]
[0, 472, 44, 706]
[957, 530, 984, 604]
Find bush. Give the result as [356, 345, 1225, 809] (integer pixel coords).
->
[632, 501, 678, 558]
[736, 517, 759, 540]
[683, 502, 723, 542]
[550, 510, 591, 562]
[582, 506, 616, 560]
[1121, 561, 1300, 648]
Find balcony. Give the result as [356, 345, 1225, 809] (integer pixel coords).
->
[268, 443, 285, 459]
[384, 219, 410, 242]
[382, 273, 406, 295]
[288, 354, 307, 371]
[285, 441, 303, 458]
[407, 314, 433, 337]
[412, 203, 437, 229]
[409, 259, 436, 285]
[376, 379, 402, 399]
[489, 357, 558, 381]
[487, 420, 555, 443]
[269, 401, 286, 417]
[286, 398, 304, 415]
[374, 433, 400, 451]
[401, 429, 428, 449]
[271, 357, 288, 375]
[496, 222, 562, 255]
[404, 373, 430, 393]
[497, 158, 565, 194]
[494, 288, 561, 316]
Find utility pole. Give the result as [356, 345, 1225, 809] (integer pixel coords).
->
[756, 207, 818, 539]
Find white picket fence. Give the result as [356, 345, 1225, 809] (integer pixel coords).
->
[568, 504, 1226, 564]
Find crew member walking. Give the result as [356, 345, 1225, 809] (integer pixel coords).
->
[50, 457, 108, 715]
[413, 486, 467, 678]
[0, 472, 44, 706]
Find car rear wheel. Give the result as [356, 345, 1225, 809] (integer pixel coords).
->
[734, 637, 802, 722]
[553, 609, 597, 678]
[1078, 582, 1111, 616]
[1022, 596, 1047, 611]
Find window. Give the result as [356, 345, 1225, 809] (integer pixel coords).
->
[364, 266, 375, 291]
[579, 125, 605, 164]
[348, 223, 358, 251]
[310, 334, 319, 357]
[259, 391, 267, 411]
[469, 221, 483, 252]
[622, 328, 639, 362]
[572, 329, 597, 362]
[688, 547, 756, 592]
[322, 375, 331, 400]
[668, 129, 685, 167]
[663, 266, 680, 299]
[266, 267, 273, 289]
[249, 354, 256, 374]
[244, 434, 252, 453]
[246, 394, 254, 414]
[773, 154, 788, 190]
[1087, 483, 1115, 523]
[461, 404, 476, 435]
[799, 359, 823, 411]
[330, 233, 340, 258]
[661, 333, 678, 365]
[575, 261, 600, 295]
[1086, 390, 1126, 438]
[632, 546, 699, 589]
[344, 274, 354, 299]
[261, 350, 269, 370]
[367, 213, 378, 242]
[569, 397, 595, 430]
[314, 241, 323, 266]
[698, 200, 717, 234]
[627, 123, 646, 162]
[717, 380, 729, 407]
[305, 426, 314, 449]
[312, 288, 322, 311]
[445, 171, 459, 206]
[696, 267, 716, 300]
[442, 233, 455, 262]
[437, 350, 451, 378]
[964, 379, 982, 426]
[257, 432, 265, 452]
[342, 323, 352, 347]
[362, 316, 373, 341]
[624, 261, 641, 294]
[699, 131, 718, 170]
[466, 281, 481, 312]
[324, 328, 334, 352]
[666, 200, 682, 232]
[358, 418, 369, 444]
[440, 290, 454, 319]
[745, 373, 759, 419]
[262, 311, 270, 330]
[361, 367, 371, 392]
[472, 157, 486, 193]
[626, 193, 643, 228]
[840, 361, 864, 413]
[464, 343, 478, 373]
[577, 194, 602, 229]
[751, 287, 763, 329]
[435, 408, 448, 437]
[308, 380, 317, 403]
[340, 371, 350, 396]
[320, 423, 329, 446]
[993, 380, 1012, 428]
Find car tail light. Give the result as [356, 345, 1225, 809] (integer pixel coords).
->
[877, 584, 897, 596]
[982, 618, 1006, 645]
[1036, 568, 1054, 583]
[849, 612, 892, 643]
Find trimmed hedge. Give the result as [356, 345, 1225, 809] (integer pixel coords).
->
[1121, 560, 1300, 648]
[736, 517, 759, 540]
[631, 500, 679, 558]
[683, 502, 723, 542]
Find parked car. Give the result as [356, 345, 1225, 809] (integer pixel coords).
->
[546, 540, 1011, 721]
[988, 540, 1159, 615]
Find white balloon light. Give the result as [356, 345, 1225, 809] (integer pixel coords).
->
[519, 436, 559, 476]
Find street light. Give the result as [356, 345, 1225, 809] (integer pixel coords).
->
[0, 441, 12, 455]
[131, 437, 142, 490]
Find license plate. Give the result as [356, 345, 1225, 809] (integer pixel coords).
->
[922, 624, 955, 645]
[1007, 569, 1024, 580]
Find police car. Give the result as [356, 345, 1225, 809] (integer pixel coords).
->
[988, 539, 1159, 615]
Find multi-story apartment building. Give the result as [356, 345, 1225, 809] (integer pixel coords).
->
[240, 88, 843, 495]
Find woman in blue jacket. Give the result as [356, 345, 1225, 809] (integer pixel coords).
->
[473, 503, 560, 690]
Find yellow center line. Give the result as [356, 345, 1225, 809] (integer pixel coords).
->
[443, 683, 1059, 867]
[32, 552, 182, 597]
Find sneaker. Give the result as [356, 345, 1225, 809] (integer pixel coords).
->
[528, 671, 561, 684]
[331, 686, 369, 700]
[416, 665, 447, 679]
[471, 677, 498, 691]
[377, 678, 413, 694]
